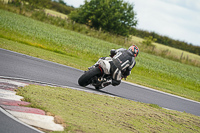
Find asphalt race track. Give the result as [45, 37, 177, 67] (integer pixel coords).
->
[0, 48, 200, 132]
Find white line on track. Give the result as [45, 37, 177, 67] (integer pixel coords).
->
[0, 76, 115, 97]
[0, 78, 28, 87]
[122, 80, 200, 105]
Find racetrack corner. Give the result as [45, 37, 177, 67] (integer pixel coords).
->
[0, 78, 64, 132]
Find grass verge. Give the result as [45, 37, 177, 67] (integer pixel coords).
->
[17, 84, 200, 133]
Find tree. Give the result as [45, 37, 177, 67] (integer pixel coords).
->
[52, 0, 66, 5]
[58, 0, 66, 5]
[69, 0, 137, 36]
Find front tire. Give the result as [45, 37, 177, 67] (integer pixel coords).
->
[78, 67, 101, 87]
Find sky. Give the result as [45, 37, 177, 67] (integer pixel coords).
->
[64, 0, 200, 46]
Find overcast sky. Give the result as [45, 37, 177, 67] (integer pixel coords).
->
[64, 0, 200, 46]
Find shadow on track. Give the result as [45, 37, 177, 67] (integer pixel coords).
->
[83, 86, 124, 98]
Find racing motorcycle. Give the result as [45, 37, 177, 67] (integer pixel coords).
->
[78, 59, 112, 90]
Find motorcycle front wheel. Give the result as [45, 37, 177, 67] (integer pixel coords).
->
[78, 67, 102, 87]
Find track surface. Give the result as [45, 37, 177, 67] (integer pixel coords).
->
[0, 48, 200, 119]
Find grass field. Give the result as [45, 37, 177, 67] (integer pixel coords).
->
[0, 9, 200, 102]
[44, 9, 68, 19]
[131, 36, 200, 66]
[16, 85, 200, 133]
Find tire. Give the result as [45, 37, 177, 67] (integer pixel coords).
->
[78, 67, 102, 87]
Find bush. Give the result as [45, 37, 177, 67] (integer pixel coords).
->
[142, 36, 157, 47]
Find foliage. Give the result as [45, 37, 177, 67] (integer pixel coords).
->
[142, 36, 157, 47]
[49, 1, 74, 15]
[69, 0, 137, 36]
[20, 0, 51, 8]
[9, 0, 74, 14]
[53, 0, 66, 5]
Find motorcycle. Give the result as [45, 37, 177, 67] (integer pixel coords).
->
[78, 59, 112, 90]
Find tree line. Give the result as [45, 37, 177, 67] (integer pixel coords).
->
[130, 28, 200, 55]
[9, 0, 74, 14]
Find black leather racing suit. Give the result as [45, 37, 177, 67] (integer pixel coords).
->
[91, 48, 136, 87]
[110, 48, 136, 86]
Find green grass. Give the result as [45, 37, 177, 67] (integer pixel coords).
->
[0, 9, 200, 102]
[17, 85, 200, 133]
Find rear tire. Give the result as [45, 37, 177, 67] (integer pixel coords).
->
[78, 67, 101, 87]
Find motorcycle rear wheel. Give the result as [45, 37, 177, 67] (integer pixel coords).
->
[78, 67, 102, 87]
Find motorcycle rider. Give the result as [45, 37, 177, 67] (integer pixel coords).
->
[89, 45, 139, 88]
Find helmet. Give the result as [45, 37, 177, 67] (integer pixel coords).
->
[128, 45, 139, 57]
[110, 49, 116, 57]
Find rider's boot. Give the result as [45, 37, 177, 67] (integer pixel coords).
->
[101, 81, 111, 88]
[95, 81, 111, 90]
